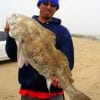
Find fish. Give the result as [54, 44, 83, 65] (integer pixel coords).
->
[7, 13, 91, 100]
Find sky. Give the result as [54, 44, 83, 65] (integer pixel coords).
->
[0, 0, 100, 36]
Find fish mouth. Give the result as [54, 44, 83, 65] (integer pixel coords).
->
[7, 14, 19, 39]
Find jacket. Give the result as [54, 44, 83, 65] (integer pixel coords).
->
[6, 15, 74, 99]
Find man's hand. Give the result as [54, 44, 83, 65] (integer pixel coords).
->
[52, 77, 61, 88]
[4, 19, 9, 33]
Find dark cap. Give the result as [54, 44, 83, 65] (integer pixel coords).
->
[37, 0, 59, 10]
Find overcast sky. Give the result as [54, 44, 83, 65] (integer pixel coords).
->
[0, 0, 100, 36]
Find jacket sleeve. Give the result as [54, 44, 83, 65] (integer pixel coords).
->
[6, 34, 17, 61]
[60, 29, 74, 70]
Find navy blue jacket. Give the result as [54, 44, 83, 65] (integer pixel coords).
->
[6, 16, 74, 93]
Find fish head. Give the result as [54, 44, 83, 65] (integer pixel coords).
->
[7, 13, 28, 40]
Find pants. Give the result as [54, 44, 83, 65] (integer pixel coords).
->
[21, 94, 64, 100]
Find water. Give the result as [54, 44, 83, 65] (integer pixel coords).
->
[72, 33, 100, 40]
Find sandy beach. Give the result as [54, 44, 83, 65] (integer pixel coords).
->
[0, 37, 100, 100]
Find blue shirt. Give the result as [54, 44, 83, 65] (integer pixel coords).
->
[33, 16, 74, 69]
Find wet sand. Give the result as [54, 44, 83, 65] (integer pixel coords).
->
[0, 37, 100, 100]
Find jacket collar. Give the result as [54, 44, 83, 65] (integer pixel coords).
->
[32, 15, 61, 25]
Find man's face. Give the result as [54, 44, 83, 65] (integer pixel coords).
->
[39, 2, 57, 20]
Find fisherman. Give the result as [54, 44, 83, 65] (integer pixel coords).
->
[4, 0, 74, 100]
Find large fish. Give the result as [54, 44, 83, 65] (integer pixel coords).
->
[7, 14, 91, 100]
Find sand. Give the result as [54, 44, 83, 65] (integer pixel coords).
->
[0, 37, 100, 100]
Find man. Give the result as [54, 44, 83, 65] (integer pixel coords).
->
[4, 0, 74, 100]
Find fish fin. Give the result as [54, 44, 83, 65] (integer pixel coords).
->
[46, 79, 52, 92]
